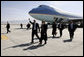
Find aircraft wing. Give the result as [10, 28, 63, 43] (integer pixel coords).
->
[61, 18, 83, 28]
[61, 18, 83, 23]
[68, 18, 83, 22]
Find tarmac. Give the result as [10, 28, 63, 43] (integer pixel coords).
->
[1, 24, 83, 56]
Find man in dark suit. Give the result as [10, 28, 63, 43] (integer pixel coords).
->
[58, 22, 64, 37]
[6, 22, 11, 33]
[40, 20, 48, 44]
[20, 23, 23, 29]
[26, 23, 30, 30]
[52, 21, 57, 38]
[29, 19, 40, 43]
[68, 21, 77, 41]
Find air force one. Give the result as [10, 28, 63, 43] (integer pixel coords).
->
[29, 5, 83, 25]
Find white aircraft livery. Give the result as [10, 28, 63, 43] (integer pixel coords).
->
[29, 5, 83, 23]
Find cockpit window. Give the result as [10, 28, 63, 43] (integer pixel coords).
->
[39, 5, 47, 7]
[39, 5, 42, 7]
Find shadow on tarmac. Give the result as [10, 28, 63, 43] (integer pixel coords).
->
[12, 42, 38, 48]
[63, 39, 72, 43]
[23, 44, 45, 50]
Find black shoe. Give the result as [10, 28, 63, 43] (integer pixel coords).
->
[44, 42, 47, 44]
[53, 36, 55, 38]
[7, 32, 8, 34]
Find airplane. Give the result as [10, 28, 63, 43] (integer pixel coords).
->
[29, 5, 83, 27]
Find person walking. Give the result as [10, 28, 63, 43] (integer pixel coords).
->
[6, 22, 11, 33]
[40, 20, 48, 44]
[29, 19, 40, 43]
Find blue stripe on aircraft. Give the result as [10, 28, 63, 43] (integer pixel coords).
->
[29, 5, 82, 18]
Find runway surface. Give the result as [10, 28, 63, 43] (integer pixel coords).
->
[1, 24, 83, 56]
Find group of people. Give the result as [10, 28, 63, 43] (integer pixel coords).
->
[29, 19, 47, 44]
[20, 23, 31, 30]
[6, 18, 78, 45]
[28, 18, 77, 44]
[52, 21, 64, 38]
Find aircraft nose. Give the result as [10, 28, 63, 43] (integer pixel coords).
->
[29, 8, 39, 14]
[28, 9, 37, 17]
[29, 9, 33, 14]
[29, 8, 37, 14]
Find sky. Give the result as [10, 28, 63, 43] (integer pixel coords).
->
[1, 1, 83, 23]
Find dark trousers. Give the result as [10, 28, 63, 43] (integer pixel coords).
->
[40, 33, 47, 44]
[52, 29, 56, 37]
[59, 29, 62, 37]
[7, 28, 10, 33]
[69, 31, 74, 41]
[32, 30, 40, 43]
